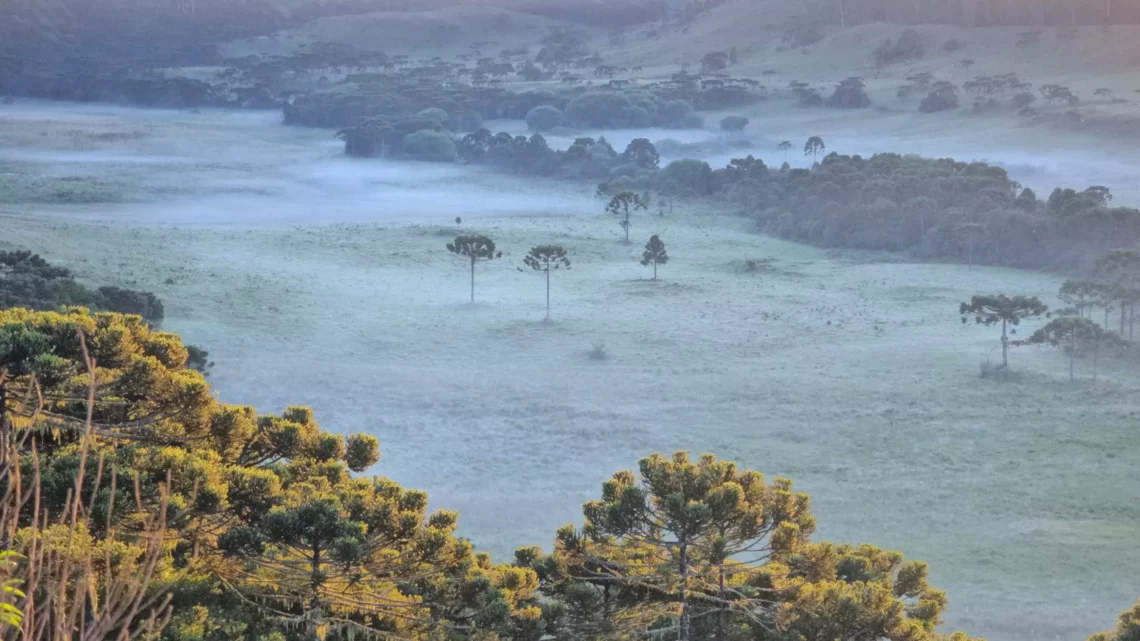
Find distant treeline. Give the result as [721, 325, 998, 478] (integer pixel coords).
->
[369, 126, 1139, 272]
[802, 0, 1140, 26]
[717, 153, 1140, 271]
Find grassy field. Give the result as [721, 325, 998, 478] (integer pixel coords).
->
[1, 103, 1139, 641]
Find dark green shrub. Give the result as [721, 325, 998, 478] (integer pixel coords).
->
[825, 77, 872, 109]
[416, 107, 449, 125]
[658, 159, 713, 195]
[658, 99, 694, 127]
[402, 130, 458, 162]
[97, 286, 165, 322]
[565, 92, 633, 128]
[720, 115, 749, 131]
[1011, 92, 1036, 108]
[525, 105, 563, 131]
[618, 105, 653, 128]
[919, 89, 959, 112]
[874, 28, 924, 66]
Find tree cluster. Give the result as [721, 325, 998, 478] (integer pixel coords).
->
[714, 152, 1140, 271]
[0, 307, 535, 641]
[959, 249, 1139, 379]
[0, 250, 163, 322]
[0, 307, 999, 641]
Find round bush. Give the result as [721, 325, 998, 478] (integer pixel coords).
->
[919, 90, 958, 113]
[720, 115, 749, 131]
[525, 105, 564, 132]
[401, 130, 457, 162]
[565, 92, 633, 128]
[416, 107, 449, 124]
[658, 99, 694, 126]
[1011, 92, 1036, 109]
[627, 91, 663, 117]
[617, 105, 652, 128]
[658, 159, 713, 195]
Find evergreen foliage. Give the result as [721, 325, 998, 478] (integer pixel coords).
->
[960, 295, 1049, 369]
[446, 235, 502, 303]
[521, 245, 570, 320]
[639, 236, 669, 280]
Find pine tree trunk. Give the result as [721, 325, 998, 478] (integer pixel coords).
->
[653, 260, 657, 281]
[310, 545, 323, 640]
[0, 377, 7, 460]
[1093, 336, 1099, 381]
[545, 267, 551, 320]
[470, 257, 476, 303]
[1001, 320, 1009, 368]
[679, 544, 691, 641]
[625, 213, 630, 243]
[1069, 330, 1075, 382]
[1129, 303, 1135, 340]
[717, 564, 728, 641]
[1120, 301, 1126, 334]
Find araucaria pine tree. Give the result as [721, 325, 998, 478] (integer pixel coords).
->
[1020, 316, 1121, 382]
[447, 234, 502, 303]
[960, 294, 1048, 369]
[521, 244, 571, 320]
[640, 234, 669, 280]
[1096, 249, 1140, 339]
[804, 135, 826, 164]
[574, 452, 817, 641]
[606, 191, 647, 243]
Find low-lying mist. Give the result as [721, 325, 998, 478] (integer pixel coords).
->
[2, 101, 1139, 641]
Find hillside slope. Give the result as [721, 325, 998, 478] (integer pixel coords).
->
[592, 1, 1140, 141]
[224, 5, 597, 57]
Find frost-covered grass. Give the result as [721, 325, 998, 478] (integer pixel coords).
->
[1, 103, 1138, 641]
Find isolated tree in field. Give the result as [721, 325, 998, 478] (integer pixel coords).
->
[521, 244, 570, 320]
[778, 140, 793, 163]
[960, 294, 1048, 369]
[804, 135, 826, 164]
[1020, 316, 1119, 382]
[447, 234, 502, 303]
[1095, 249, 1140, 339]
[606, 191, 647, 243]
[574, 452, 816, 641]
[640, 235, 668, 280]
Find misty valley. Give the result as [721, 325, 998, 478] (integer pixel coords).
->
[1, 3, 1140, 641]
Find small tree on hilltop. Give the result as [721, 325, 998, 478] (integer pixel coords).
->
[447, 234, 502, 303]
[606, 191, 647, 243]
[804, 135, 826, 164]
[960, 294, 1048, 369]
[1020, 316, 1121, 382]
[640, 235, 668, 281]
[778, 140, 793, 163]
[520, 245, 571, 320]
